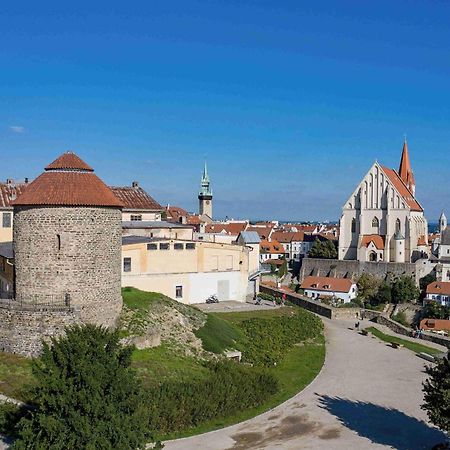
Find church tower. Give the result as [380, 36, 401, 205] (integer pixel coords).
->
[440, 211, 447, 233]
[198, 162, 213, 219]
[398, 138, 416, 196]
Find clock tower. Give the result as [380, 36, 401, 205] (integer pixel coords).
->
[198, 161, 213, 219]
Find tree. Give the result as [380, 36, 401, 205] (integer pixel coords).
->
[277, 258, 288, 280]
[13, 324, 149, 450]
[308, 239, 337, 259]
[420, 272, 436, 293]
[422, 302, 450, 320]
[391, 275, 420, 304]
[357, 273, 381, 303]
[422, 356, 450, 434]
[376, 282, 392, 305]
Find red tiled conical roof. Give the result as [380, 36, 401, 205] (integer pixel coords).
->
[45, 152, 94, 172]
[13, 152, 123, 208]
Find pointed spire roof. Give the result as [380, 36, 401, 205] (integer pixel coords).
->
[202, 161, 209, 181]
[13, 151, 122, 207]
[398, 138, 415, 194]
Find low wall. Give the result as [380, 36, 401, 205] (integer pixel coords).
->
[0, 304, 81, 357]
[376, 315, 450, 349]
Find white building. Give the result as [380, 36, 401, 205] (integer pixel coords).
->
[425, 281, 450, 307]
[339, 140, 428, 263]
[300, 276, 357, 303]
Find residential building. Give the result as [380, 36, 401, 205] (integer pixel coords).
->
[110, 181, 163, 222]
[300, 276, 357, 303]
[121, 235, 253, 303]
[430, 212, 450, 282]
[271, 231, 321, 261]
[419, 318, 450, 333]
[205, 221, 248, 236]
[0, 179, 28, 243]
[425, 281, 450, 307]
[259, 239, 285, 263]
[339, 140, 428, 263]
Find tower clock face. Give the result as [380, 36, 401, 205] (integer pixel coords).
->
[206, 200, 210, 205]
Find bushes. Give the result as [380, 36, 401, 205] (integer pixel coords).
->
[146, 361, 278, 436]
[239, 310, 323, 366]
[258, 292, 281, 304]
[392, 311, 409, 327]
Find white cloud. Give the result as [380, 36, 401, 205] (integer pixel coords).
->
[9, 125, 25, 134]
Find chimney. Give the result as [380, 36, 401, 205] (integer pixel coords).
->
[132, 181, 139, 188]
[24, 177, 29, 184]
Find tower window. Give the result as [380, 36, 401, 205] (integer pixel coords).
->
[57, 234, 61, 251]
[372, 217, 380, 233]
[175, 285, 183, 298]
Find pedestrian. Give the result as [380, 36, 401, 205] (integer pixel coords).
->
[282, 292, 287, 306]
[355, 321, 360, 330]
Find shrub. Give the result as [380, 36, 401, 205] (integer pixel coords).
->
[12, 324, 149, 450]
[392, 311, 409, 327]
[147, 361, 278, 436]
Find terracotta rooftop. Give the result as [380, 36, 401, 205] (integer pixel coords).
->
[381, 166, 423, 212]
[0, 181, 28, 208]
[13, 152, 123, 208]
[206, 222, 248, 235]
[45, 152, 94, 172]
[272, 231, 306, 243]
[420, 319, 450, 332]
[300, 276, 354, 293]
[260, 239, 285, 254]
[360, 234, 385, 250]
[110, 184, 162, 211]
[426, 281, 450, 296]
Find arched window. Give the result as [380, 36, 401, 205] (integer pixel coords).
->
[395, 219, 401, 233]
[369, 251, 377, 262]
[372, 217, 380, 233]
[351, 218, 356, 233]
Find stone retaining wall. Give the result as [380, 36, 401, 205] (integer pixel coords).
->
[0, 304, 81, 357]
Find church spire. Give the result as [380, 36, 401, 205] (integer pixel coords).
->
[398, 137, 416, 196]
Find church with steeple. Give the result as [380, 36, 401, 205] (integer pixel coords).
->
[198, 162, 213, 220]
[338, 139, 429, 263]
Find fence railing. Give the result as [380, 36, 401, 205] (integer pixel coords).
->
[0, 293, 73, 311]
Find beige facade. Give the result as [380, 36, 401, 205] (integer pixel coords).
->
[0, 212, 13, 243]
[122, 237, 252, 304]
[122, 221, 194, 240]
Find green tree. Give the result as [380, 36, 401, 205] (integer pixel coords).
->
[422, 302, 450, 320]
[391, 276, 420, 304]
[422, 356, 450, 433]
[376, 282, 392, 305]
[308, 239, 337, 259]
[13, 324, 149, 450]
[419, 272, 436, 292]
[357, 273, 381, 303]
[278, 258, 288, 280]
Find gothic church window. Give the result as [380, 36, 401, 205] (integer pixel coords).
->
[372, 217, 380, 233]
[351, 219, 356, 233]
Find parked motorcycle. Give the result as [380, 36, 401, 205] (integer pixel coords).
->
[205, 294, 219, 304]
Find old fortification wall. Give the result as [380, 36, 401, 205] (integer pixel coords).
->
[0, 301, 81, 357]
[300, 258, 434, 285]
[14, 206, 122, 327]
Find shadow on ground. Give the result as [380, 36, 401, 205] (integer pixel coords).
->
[318, 395, 446, 450]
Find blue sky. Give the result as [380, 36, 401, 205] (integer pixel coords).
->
[1, 1, 450, 221]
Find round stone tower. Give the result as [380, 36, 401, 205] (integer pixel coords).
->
[394, 230, 405, 263]
[12, 152, 123, 327]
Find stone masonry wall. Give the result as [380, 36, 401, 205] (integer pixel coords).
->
[0, 303, 81, 357]
[300, 258, 434, 285]
[14, 206, 122, 327]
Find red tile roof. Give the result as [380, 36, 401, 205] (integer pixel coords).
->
[426, 281, 450, 296]
[360, 234, 385, 250]
[417, 235, 427, 246]
[13, 152, 123, 208]
[300, 276, 354, 293]
[45, 152, 94, 172]
[246, 226, 273, 240]
[420, 319, 450, 332]
[272, 231, 306, 243]
[110, 185, 162, 211]
[206, 222, 247, 235]
[0, 182, 28, 208]
[260, 239, 285, 254]
[381, 166, 423, 212]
